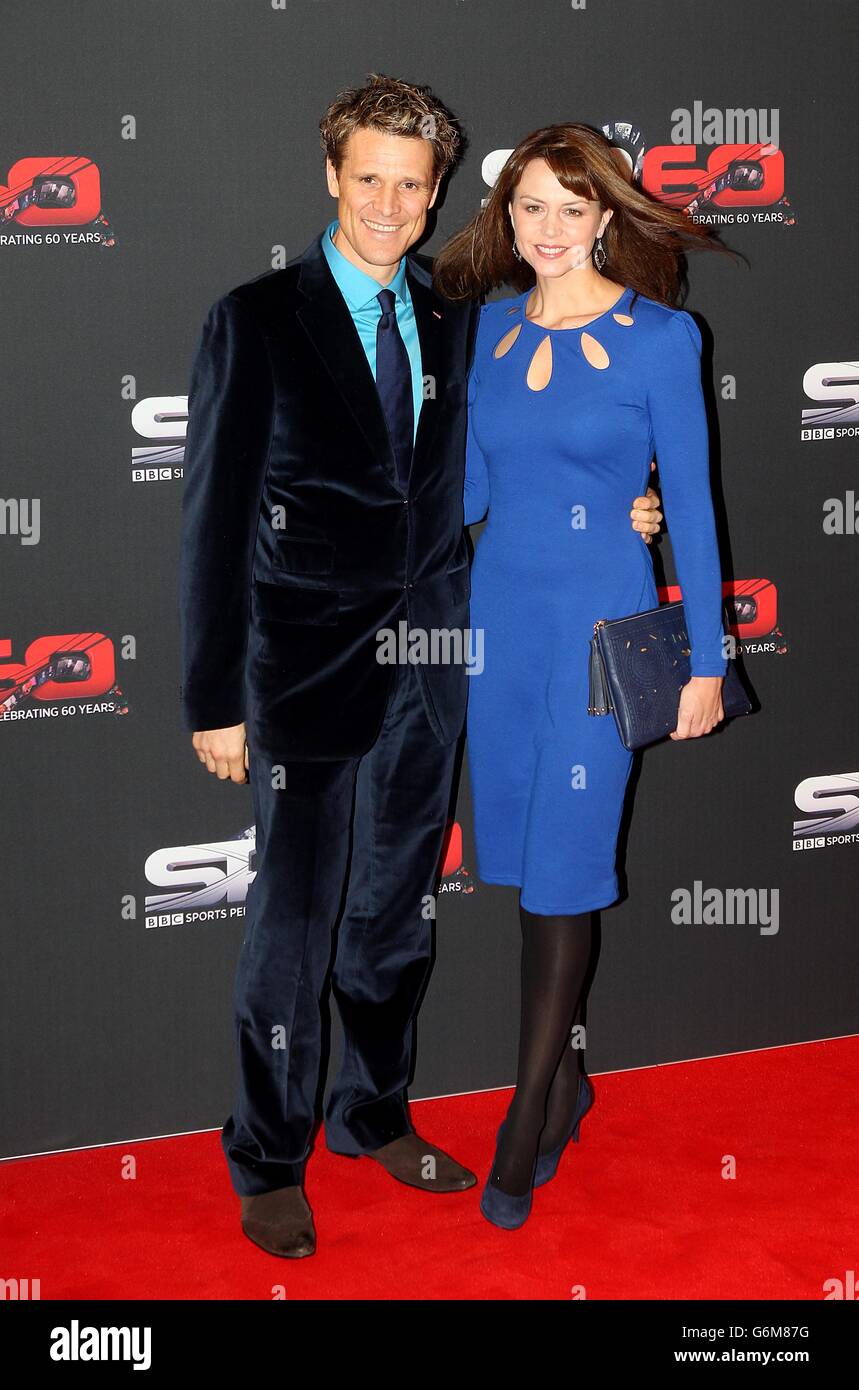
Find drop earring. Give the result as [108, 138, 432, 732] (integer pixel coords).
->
[593, 236, 606, 271]
[509, 215, 524, 261]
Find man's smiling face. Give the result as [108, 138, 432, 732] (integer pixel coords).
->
[326, 126, 440, 282]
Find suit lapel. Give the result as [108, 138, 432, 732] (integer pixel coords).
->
[296, 238, 395, 482]
[406, 261, 444, 475]
[295, 237, 447, 494]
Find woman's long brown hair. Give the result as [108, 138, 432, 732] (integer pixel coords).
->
[432, 123, 738, 306]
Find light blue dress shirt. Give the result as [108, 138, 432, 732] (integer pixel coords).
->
[320, 218, 423, 443]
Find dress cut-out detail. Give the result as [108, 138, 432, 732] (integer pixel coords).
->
[526, 334, 553, 391]
[581, 332, 609, 370]
[613, 312, 634, 326]
[493, 323, 522, 358]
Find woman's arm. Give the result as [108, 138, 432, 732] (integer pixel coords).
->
[646, 310, 726, 738]
[646, 311, 728, 678]
[463, 329, 490, 526]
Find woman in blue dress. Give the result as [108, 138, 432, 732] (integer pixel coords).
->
[433, 125, 735, 1228]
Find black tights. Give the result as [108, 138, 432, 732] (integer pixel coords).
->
[487, 903, 592, 1196]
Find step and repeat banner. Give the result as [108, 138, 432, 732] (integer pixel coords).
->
[2, 0, 856, 1162]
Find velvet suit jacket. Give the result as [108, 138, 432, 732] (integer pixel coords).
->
[178, 234, 479, 759]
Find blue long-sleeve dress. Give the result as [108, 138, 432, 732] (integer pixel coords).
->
[463, 286, 727, 914]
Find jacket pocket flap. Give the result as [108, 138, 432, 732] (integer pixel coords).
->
[253, 578, 339, 626]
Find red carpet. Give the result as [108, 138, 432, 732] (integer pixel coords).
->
[2, 1038, 856, 1300]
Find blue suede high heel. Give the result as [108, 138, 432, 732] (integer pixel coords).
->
[533, 1073, 594, 1188]
[479, 1122, 537, 1230]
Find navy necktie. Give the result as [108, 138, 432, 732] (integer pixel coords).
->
[375, 288, 414, 492]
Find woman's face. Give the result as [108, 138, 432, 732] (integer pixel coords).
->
[508, 157, 613, 277]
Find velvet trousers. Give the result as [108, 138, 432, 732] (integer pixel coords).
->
[221, 657, 460, 1196]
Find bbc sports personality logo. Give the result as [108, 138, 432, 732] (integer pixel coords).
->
[0, 632, 129, 720]
[130, 395, 187, 484]
[144, 821, 473, 930]
[801, 361, 859, 444]
[658, 579, 788, 659]
[793, 773, 859, 852]
[481, 108, 795, 228]
[0, 156, 116, 247]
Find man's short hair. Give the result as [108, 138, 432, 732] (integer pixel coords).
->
[319, 72, 462, 185]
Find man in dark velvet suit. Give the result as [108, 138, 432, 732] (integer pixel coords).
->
[179, 74, 663, 1258]
[179, 76, 482, 1258]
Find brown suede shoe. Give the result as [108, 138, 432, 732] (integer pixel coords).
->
[365, 1132, 477, 1192]
[240, 1186, 316, 1258]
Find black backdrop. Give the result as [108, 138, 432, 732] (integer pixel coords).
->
[2, 0, 857, 1163]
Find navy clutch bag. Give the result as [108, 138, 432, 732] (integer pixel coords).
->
[587, 599, 753, 750]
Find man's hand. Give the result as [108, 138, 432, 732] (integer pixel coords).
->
[192, 723, 249, 783]
[670, 676, 724, 740]
[630, 460, 663, 544]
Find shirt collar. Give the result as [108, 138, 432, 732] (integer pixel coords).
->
[321, 219, 409, 311]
